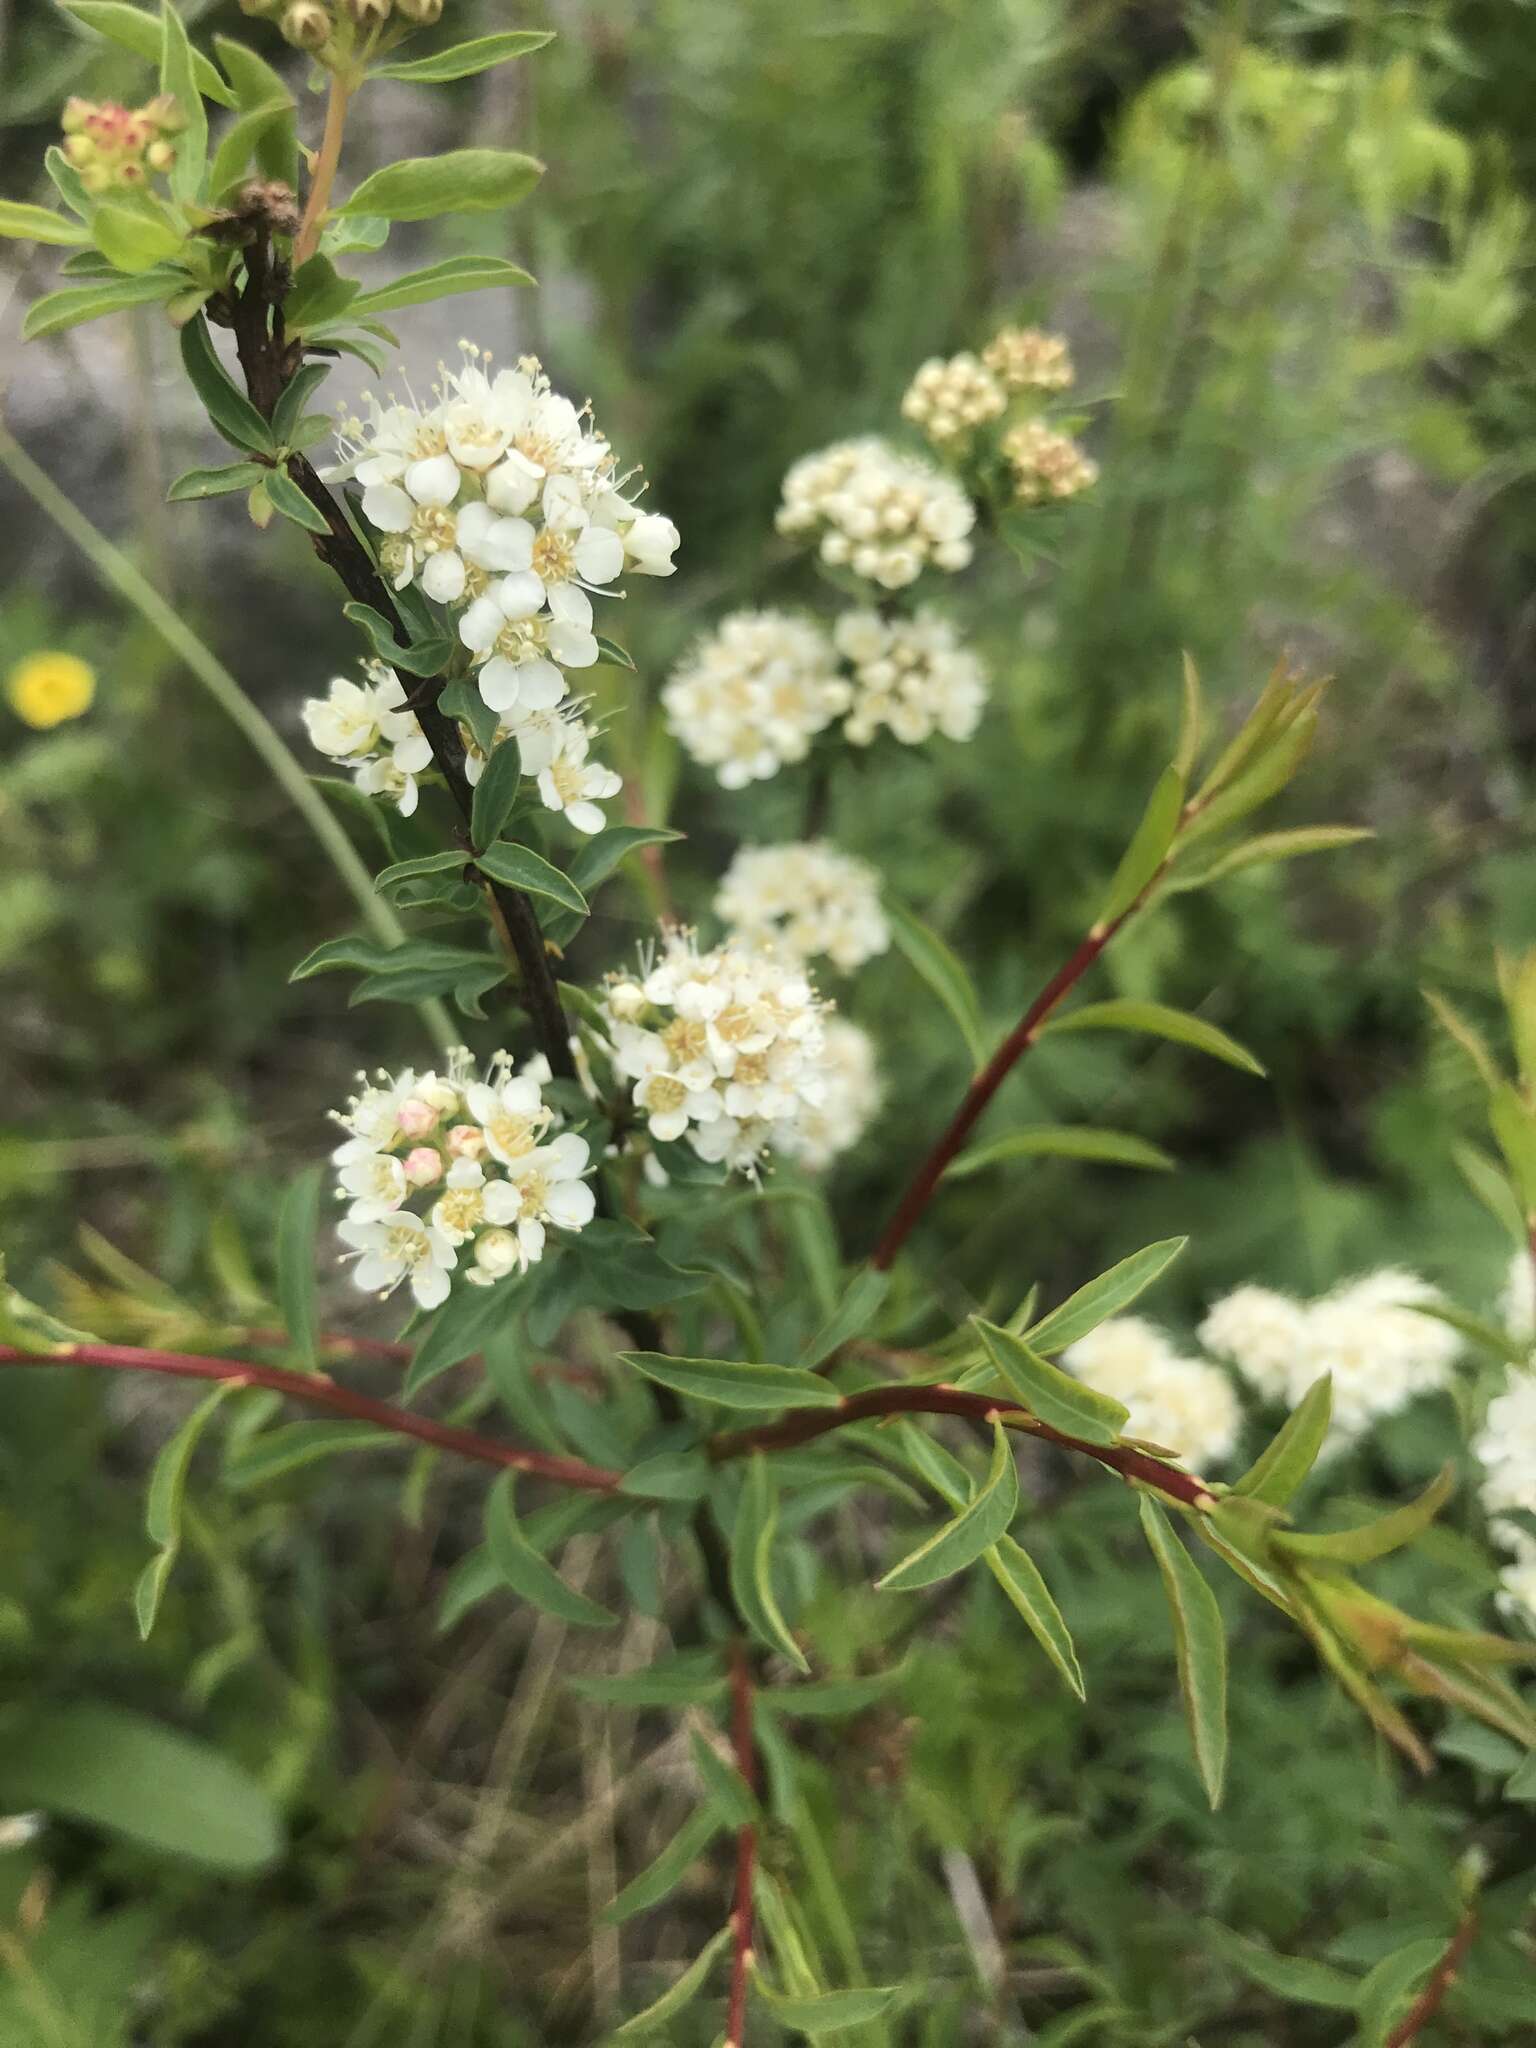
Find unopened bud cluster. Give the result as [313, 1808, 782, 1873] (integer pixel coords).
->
[900, 352, 1006, 444]
[776, 437, 976, 589]
[60, 95, 183, 194]
[1003, 419, 1099, 504]
[982, 325, 1075, 393]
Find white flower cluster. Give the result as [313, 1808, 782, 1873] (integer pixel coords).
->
[302, 661, 432, 815]
[331, 345, 678, 835]
[1200, 1269, 1462, 1445]
[982, 325, 1076, 393]
[1062, 1317, 1241, 1470]
[774, 1016, 881, 1172]
[714, 841, 890, 974]
[900, 352, 1006, 445]
[661, 612, 851, 788]
[1002, 420, 1098, 504]
[332, 1048, 595, 1309]
[832, 608, 989, 746]
[1474, 1253, 1536, 1625]
[601, 930, 832, 1176]
[775, 436, 976, 589]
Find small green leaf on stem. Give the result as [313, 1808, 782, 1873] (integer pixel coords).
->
[970, 1318, 1128, 1446]
[1230, 1374, 1332, 1507]
[350, 254, 535, 317]
[338, 148, 544, 221]
[946, 1126, 1175, 1180]
[985, 1536, 1085, 1698]
[474, 840, 588, 915]
[1025, 1237, 1188, 1356]
[1274, 1463, 1456, 1567]
[1140, 1497, 1229, 1808]
[885, 896, 988, 1069]
[167, 460, 269, 501]
[179, 315, 277, 455]
[275, 1164, 323, 1371]
[484, 1471, 616, 1628]
[602, 1803, 724, 1924]
[1096, 762, 1184, 929]
[266, 466, 332, 533]
[0, 199, 89, 247]
[470, 738, 522, 850]
[1042, 997, 1265, 1076]
[134, 1380, 241, 1638]
[877, 1419, 1020, 1591]
[729, 1454, 809, 1670]
[622, 1351, 841, 1411]
[608, 1925, 732, 2038]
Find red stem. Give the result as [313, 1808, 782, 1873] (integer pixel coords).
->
[0, 1343, 620, 1493]
[870, 918, 1124, 1270]
[1383, 1906, 1477, 2048]
[709, 1382, 1214, 1508]
[724, 1640, 758, 2048]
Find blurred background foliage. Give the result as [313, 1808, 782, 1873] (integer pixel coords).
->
[3, 0, 1536, 2040]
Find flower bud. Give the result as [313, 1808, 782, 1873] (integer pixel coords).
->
[403, 1146, 443, 1189]
[395, 0, 443, 20]
[145, 140, 177, 173]
[445, 1124, 487, 1161]
[396, 1097, 437, 1139]
[281, 0, 333, 49]
[473, 1228, 521, 1281]
[62, 134, 95, 166]
[61, 97, 92, 135]
[116, 160, 147, 187]
[340, 0, 392, 21]
[143, 93, 186, 136]
[78, 162, 113, 195]
[416, 1075, 461, 1116]
[607, 980, 647, 1021]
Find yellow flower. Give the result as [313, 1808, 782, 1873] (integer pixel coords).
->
[6, 652, 96, 730]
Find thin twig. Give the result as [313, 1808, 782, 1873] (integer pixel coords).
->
[294, 72, 353, 268]
[1383, 1905, 1478, 2048]
[724, 1641, 759, 2048]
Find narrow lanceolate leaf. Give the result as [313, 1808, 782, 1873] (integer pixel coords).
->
[1168, 825, 1373, 891]
[689, 1732, 758, 1826]
[1409, 1299, 1531, 1366]
[567, 824, 683, 895]
[470, 739, 523, 851]
[1354, 1940, 1446, 2048]
[730, 1455, 809, 1671]
[338, 148, 543, 221]
[223, 1420, 396, 1489]
[1453, 1140, 1526, 1243]
[751, 1976, 902, 2031]
[603, 1804, 724, 1924]
[1423, 987, 1504, 1093]
[90, 200, 185, 274]
[885, 897, 988, 1068]
[375, 851, 466, 896]
[1025, 1237, 1188, 1356]
[23, 270, 182, 340]
[341, 602, 451, 677]
[167, 460, 268, 501]
[484, 1473, 616, 1628]
[213, 35, 298, 180]
[569, 1650, 727, 1707]
[1202, 1924, 1358, 2010]
[371, 29, 555, 82]
[877, 1420, 1019, 1592]
[275, 1165, 322, 1372]
[1274, 1463, 1456, 1567]
[1489, 1081, 1536, 1212]
[1042, 998, 1265, 1077]
[208, 97, 294, 200]
[798, 1266, 889, 1367]
[1140, 1497, 1228, 1809]
[0, 199, 89, 246]
[158, 0, 207, 204]
[971, 1317, 1128, 1446]
[985, 1536, 1085, 1699]
[1230, 1374, 1332, 1507]
[266, 466, 331, 534]
[1174, 652, 1202, 779]
[404, 1275, 514, 1396]
[350, 254, 534, 319]
[946, 1127, 1175, 1180]
[63, 2, 235, 104]
[608, 1925, 732, 2038]
[134, 1380, 241, 1638]
[1097, 763, 1184, 928]
[621, 1351, 841, 1411]
[474, 840, 588, 916]
[179, 315, 277, 455]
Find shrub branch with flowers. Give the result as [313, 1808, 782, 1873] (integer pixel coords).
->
[4, 7, 1536, 2041]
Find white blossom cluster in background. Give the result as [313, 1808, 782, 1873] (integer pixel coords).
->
[1063, 1316, 1242, 1470]
[1475, 1249, 1536, 1628]
[1002, 420, 1099, 504]
[302, 661, 432, 815]
[1199, 1269, 1462, 1446]
[832, 608, 989, 746]
[714, 841, 890, 974]
[332, 1048, 595, 1307]
[775, 1016, 881, 1171]
[661, 611, 851, 788]
[601, 930, 833, 1177]
[775, 436, 976, 589]
[901, 352, 1007, 445]
[328, 344, 678, 835]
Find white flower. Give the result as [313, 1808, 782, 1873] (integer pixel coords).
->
[832, 608, 988, 747]
[1003, 419, 1098, 504]
[1063, 1317, 1240, 1470]
[337, 1148, 408, 1222]
[535, 720, 622, 835]
[775, 436, 976, 587]
[623, 509, 680, 575]
[1199, 1286, 1308, 1403]
[339, 1210, 457, 1310]
[303, 675, 384, 760]
[1500, 1249, 1535, 1346]
[1475, 1366, 1536, 1529]
[774, 1018, 881, 1171]
[662, 612, 851, 787]
[981, 326, 1076, 393]
[479, 1131, 596, 1268]
[303, 663, 433, 817]
[715, 841, 890, 974]
[900, 352, 1005, 445]
[462, 1069, 552, 1167]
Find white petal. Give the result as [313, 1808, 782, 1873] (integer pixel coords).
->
[412, 1263, 452, 1309]
[406, 453, 461, 507]
[547, 620, 598, 668]
[478, 518, 535, 574]
[545, 1179, 595, 1229]
[546, 1132, 590, 1178]
[573, 525, 624, 585]
[353, 1253, 396, 1293]
[566, 799, 607, 834]
[479, 657, 525, 713]
[459, 595, 504, 654]
[362, 482, 414, 533]
[421, 550, 467, 603]
[481, 1181, 521, 1224]
[515, 658, 566, 709]
[496, 570, 545, 620]
[516, 1217, 547, 1263]
[485, 458, 540, 514]
[546, 582, 593, 629]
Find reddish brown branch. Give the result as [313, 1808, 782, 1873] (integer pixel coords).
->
[0, 1343, 620, 1493]
[1383, 1906, 1478, 2048]
[724, 1640, 759, 2048]
[708, 1382, 1215, 1509]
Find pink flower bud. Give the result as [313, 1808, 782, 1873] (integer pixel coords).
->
[396, 1097, 437, 1138]
[403, 1146, 443, 1189]
[446, 1124, 487, 1161]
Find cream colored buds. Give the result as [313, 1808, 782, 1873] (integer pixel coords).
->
[281, 0, 333, 49]
[340, 0, 392, 23]
[395, 0, 444, 20]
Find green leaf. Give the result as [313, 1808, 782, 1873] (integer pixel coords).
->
[284, 253, 362, 335]
[1354, 1939, 1445, 2048]
[1408, 1300, 1530, 1365]
[608, 1925, 732, 2039]
[371, 29, 555, 82]
[885, 896, 988, 1068]
[730, 1454, 809, 1671]
[799, 1266, 889, 1368]
[1424, 988, 1505, 1093]
[985, 1536, 1085, 1699]
[1203, 1923, 1358, 2010]
[375, 851, 466, 897]
[1174, 651, 1202, 779]
[1042, 998, 1265, 1076]
[22, 269, 183, 339]
[1025, 1237, 1188, 1355]
[1139, 1497, 1228, 1808]
[751, 1975, 902, 2031]
[158, 0, 207, 203]
[404, 1277, 515, 1396]
[1180, 707, 1319, 849]
[1168, 825, 1374, 891]
[266, 465, 331, 533]
[484, 1472, 616, 1628]
[223, 1419, 396, 1488]
[603, 1804, 723, 1924]
[690, 1731, 758, 1826]
[474, 840, 588, 915]
[946, 1126, 1175, 1180]
[134, 1380, 241, 1639]
[290, 933, 490, 982]
[619, 1451, 711, 1502]
[212, 34, 297, 179]
[350, 254, 535, 319]
[179, 314, 276, 454]
[570, 1650, 727, 1707]
[758, 1670, 904, 1718]
[338, 148, 544, 222]
[1453, 1140, 1525, 1243]
[62, 1, 234, 103]
[1274, 1463, 1456, 1566]
[971, 1317, 1128, 1445]
[567, 824, 683, 895]
[621, 1351, 841, 1411]
[275, 1165, 322, 1372]
[341, 601, 450, 677]
[470, 738, 523, 851]
[167, 459, 268, 501]
[0, 199, 89, 247]
[0, 1702, 281, 1870]
[594, 633, 637, 671]
[1231, 1375, 1332, 1507]
[1504, 1750, 1536, 1800]
[208, 95, 294, 201]
[1097, 762, 1184, 926]
[45, 143, 92, 218]
[1489, 1082, 1536, 1212]
[877, 1419, 1019, 1591]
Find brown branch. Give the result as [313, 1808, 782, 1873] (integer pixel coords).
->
[724, 1640, 759, 2048]
[0, 1343, 620, 1493]
[708, 1382, 1216, 1510]
[294, 72, 353, 269]
[1383, 1905, 1478, 2048]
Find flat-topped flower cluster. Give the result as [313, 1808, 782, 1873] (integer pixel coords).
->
[332, 1048, 595, 1308]
[775, 436, 977, 589]
[714, 840, 890, 975]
